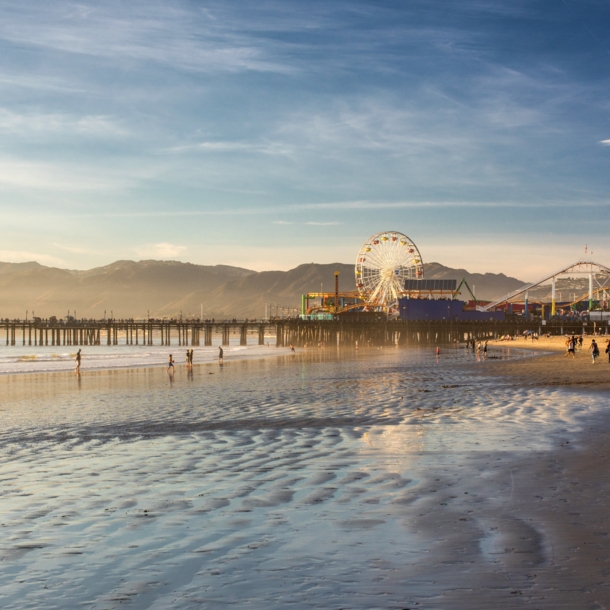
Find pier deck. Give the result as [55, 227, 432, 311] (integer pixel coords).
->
[1, 318, 605, 348]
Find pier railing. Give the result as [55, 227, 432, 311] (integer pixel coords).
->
[1, 318, 606, 347]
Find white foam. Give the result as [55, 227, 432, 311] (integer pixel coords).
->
[0, 338, 286, 375]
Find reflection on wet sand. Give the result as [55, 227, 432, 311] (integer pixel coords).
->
[0, 346, 608, 608]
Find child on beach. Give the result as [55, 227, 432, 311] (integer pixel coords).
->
[75, 349, 81, 374]
[166, 354, 175, 374]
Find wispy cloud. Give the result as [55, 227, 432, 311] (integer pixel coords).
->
[291, 199, 610, 211]
[0, 2, 294, 74]
[0, 158, 134, 191]
[52, 243, 92, 254]
[8, 198, 608, 222]
[0, 250, 65, 266]
[0, 109, 126, 136]
[600, 139, 610, 146]
[273, 220, 341, 226]
[134, 242, 187, 258]
[169, 140, 292, 155]
[305, 221, 341, 225]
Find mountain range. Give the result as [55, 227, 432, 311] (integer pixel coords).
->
[0, 260, 526, 319]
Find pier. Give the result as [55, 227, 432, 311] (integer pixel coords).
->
[275, 318, 607, 347]
[0, 319, 273, 348]
[1, 318, 607, 348]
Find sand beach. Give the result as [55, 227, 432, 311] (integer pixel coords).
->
[0, 343, 609, 609]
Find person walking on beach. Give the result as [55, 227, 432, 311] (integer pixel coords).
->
[605, 340, 610, 363]
[578, 335, 584, 350]
[290, 344, 296, 353]
[185, 349, 191, 368]
[166, 354, 175, 375]
[75, 348, 82, 375]
[189, 349, 194, 367]
[590, 339, 600, 364]
[483, 341, 488, 357]
[218, 346, 223, 364]
[565, 337, 575, 358]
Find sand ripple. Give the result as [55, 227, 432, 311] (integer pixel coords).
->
[0, 347, 606, 608]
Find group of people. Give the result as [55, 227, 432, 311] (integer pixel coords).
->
[464, 339, 488, 356]
[166, 346, 225, 375]
[564, 335, 610, 363]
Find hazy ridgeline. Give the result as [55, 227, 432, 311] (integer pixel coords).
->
[0, 260, 525, 320]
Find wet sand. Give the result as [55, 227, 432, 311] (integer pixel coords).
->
[0, 347, 609, 608]
[486, 334, 610, 390]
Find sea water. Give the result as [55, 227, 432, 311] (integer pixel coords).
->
[0, 347, 605, 609]
[0, 336, 277, 375]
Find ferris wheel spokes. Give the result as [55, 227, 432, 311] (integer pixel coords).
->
[355, 231, 424, 313]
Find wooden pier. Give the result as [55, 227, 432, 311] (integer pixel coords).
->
[0, 320, 272, 348]
[1, 318, 606, 348]
[275, 318, 607, 347]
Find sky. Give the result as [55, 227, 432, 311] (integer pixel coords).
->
[1, 0, 609, 280]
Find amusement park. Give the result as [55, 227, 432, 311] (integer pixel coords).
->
[300, 231, 610, 325]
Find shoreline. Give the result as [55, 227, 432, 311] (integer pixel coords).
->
[0, 344, 295, 377]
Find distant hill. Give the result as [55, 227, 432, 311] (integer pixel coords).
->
[0, 259, 526, 319]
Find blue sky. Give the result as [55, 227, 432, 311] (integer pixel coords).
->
[1, 0, 609, 279]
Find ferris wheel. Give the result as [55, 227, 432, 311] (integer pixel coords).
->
[355, 231, 424, 312]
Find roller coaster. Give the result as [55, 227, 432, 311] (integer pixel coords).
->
[482, 260, 610, 317]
